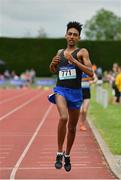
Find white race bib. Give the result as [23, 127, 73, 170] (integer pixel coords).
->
[59, 67, 76, 80]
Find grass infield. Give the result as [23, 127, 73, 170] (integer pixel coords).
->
[89, 84, 121, 155]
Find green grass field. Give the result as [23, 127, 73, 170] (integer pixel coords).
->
[89, 84, 121, 155]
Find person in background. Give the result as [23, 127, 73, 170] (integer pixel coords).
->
[48, 21, 93, 172]
[92, 64, 97, 73]
[115, 66, 121, 103]
[111, 63, 119, 103]
[80, 72, 97, 131]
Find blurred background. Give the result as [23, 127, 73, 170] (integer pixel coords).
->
[0, 0, 121, 88]
[0, 0, 121, 164]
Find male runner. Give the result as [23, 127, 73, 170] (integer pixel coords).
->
[48, 21, 93, 172]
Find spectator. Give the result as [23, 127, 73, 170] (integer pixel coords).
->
[115, 66, 121, 103]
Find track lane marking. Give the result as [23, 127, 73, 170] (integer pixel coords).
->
[0, 91, 32, 104]
[1, 166, 104, 170]
[0, 92, 44, 121]
[10, 104, 52, 180]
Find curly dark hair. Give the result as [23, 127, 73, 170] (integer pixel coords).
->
[66, 21, 83, 35]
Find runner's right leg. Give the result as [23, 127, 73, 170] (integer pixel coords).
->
[55, 94, 68, 169]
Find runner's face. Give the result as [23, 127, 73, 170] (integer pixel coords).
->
[65, 28, 80, 46]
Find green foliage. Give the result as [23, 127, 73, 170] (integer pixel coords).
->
[79, 40, 121, 71]
[84, 8, 121, 40]
[0, 38, 66, 76]
[0, 38, 121, 76]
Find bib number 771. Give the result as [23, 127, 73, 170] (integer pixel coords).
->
[59, 68, 76, 80]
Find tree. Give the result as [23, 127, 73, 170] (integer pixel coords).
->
[37, 27, 47, 38]
[84, 8, 121, 40]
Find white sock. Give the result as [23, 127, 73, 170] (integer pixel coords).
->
[64, 154, 70, 157]
[57, 152, 63, 155]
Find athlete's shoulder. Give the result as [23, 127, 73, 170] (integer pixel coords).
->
[57, 49, 64, 55]
[77, 48, 89, 59]
[79, 48, 89, 54]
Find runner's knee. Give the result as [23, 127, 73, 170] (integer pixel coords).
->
[60, 115, 68, 124]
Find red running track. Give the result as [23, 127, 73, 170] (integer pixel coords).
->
[0, 88, 117, 179]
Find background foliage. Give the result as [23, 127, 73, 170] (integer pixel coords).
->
[84, 8, 121, 40]
[0, 37, 121, 76]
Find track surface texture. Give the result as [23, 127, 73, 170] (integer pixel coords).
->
[0, 88, 117, 179]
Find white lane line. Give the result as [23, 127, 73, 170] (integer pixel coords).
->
[0, 132, 32, 136]
[0, 156, 6, 159]
[24, 166, 103, 169]
[0, 148, 12, 150]
[10, 104, 52, 180]
[0, 152, 9, 154]
[0, 145, 14, 147]
[0, 93, 43, 121]
[1, 166, 104, 170]
[0, 91, 29, 104]
[36, 162, 90, 166]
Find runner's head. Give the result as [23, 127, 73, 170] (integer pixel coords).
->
[65, 21, 82, 45]
[66, 21, 82, 36]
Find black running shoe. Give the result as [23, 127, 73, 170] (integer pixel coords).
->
[55, 154, 63, 169]
[64, 155, 71, 172]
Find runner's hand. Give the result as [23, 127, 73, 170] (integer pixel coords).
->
[50, 55, 60, 72]
[51, 55, 60, 65]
